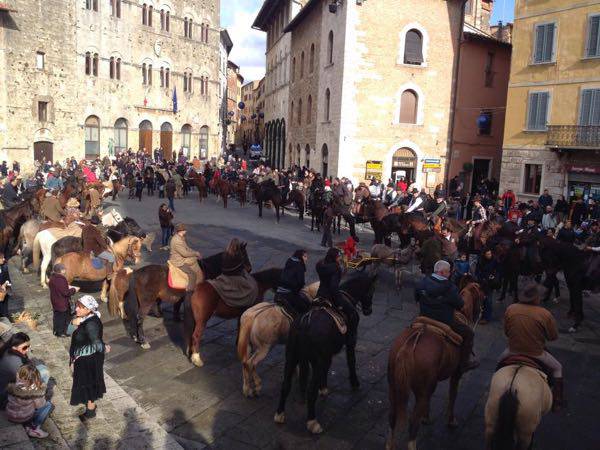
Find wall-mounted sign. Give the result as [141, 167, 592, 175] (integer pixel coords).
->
[566, 164, 600, 174]
[423, 158, 441, 173]
[365, 160, 383, 180]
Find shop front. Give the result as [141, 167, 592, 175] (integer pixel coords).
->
[567, 164, 600, 201]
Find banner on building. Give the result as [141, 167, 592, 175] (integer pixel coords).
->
[365, 160, 383, 180]
[422, 158, 441, 173]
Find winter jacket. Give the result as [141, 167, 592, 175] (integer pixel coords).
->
[48, 273, 76, 312]
[0, 351, 28, 405]
[277, 257, 305, 294]
[316, 261, 342, 300]
[5, 382, 47, 423]
[159, 208, 173, 228]
[414, 275, 464, 325]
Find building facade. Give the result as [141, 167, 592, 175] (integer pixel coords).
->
[236, 79, 266, 151]
[499, 0, 600, 201]
[282, 0, 464, 187]
[447, 0, 512, 193]
[253, 0, 307, 168]
[220, 29, 233, 154]
[226, 60, 244, 149]
[0, 0, 222, 168]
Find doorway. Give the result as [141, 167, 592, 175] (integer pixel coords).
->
[160, 122, 173, 160]
[33, 141, 53, 163]
[471, 158, 491, 193]
[391, 147, 417, 183]
[139, 120, 153, 154]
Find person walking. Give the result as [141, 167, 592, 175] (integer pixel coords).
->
[158, 204, 174, 250]
[475, 248, 499, 323]
[69, 295, 110, 420]
[48, 264, 79, 337]
[0, 252, 11, 318]
[165, 177, 176, 211]
[135, 172, 144, 202]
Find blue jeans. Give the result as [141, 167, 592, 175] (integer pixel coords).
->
[31, 400, 52, 427]
[161, 227, 171, 247]
[168, 197, 175, 211]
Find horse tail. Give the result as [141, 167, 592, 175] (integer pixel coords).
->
[388, 338, 414, 433]
[108, 269, 125, 317]
[124, 271, 139, 329]
[32, 231, 42, 270]
[237, 310, 253, 364]
[492, 389, 519, 450]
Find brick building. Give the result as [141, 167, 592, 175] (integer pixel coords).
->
[0, 0, 222, 168]
[226, 60, 244, 149]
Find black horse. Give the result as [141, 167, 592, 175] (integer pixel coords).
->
[251, 179, 283, 222]
[309, 189, 326, 232]
[274, 272, 377, 434]
[107, 217, 146, 242]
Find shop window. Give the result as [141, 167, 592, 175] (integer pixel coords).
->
[523, 164, 542, 194]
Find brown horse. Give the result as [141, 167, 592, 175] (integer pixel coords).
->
[216, 179, 231, 208]
[55, 236, 142, 302]
[184, 267, 281, 368]
[0, 198, 36, 255]
[188, 171, 207, 202]
[385, 279, 484, 450]
[233, 179, 247, 207]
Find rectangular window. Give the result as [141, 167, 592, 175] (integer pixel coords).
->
[527, 91, 550, 130]
[38, 101, 48, 122]
[533, 23, 556, 64]
[579, 88, 600, 126]
[586, 15, 600, 58]
[523, 164, 542, 195]
[36, 52, 45, 70]
[484, 52, 494, 87]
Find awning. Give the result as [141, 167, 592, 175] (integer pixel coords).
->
[0, 3, 17, 12]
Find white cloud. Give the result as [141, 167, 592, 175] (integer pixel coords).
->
[222, 0, 266, 82]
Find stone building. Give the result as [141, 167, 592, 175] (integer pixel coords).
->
[0, 0, 222, 168]
[220, 29, 233, 154]
[447, 0, 512, 193]
[252, 0, 307, 168]
[279, 0, 464, 187]
[499, 0, 600, 201]
[226, 60, 244, 149]
[236, 79, 266, 151]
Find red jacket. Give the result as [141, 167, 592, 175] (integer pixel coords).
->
[48, 273, 76, 312]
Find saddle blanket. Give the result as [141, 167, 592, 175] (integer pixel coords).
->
[208, 272, 258, 309]
[303, 299, 347, 335]
[410, 316, 463, 346]
[91, 257, 104, 270]
[167, 262, 188, 290]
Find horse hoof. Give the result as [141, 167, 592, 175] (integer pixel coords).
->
[306, 420, 323, 434]
[274, 412, 285, 424]
[447, 418, 459, 428]
[100, 296, 108, 303]
[318, 388, 329, 397]
[22, 268, 29, 274]
[191, 353, 204, 367]
[140, 342, 151, 350]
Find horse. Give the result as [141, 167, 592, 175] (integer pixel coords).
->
[17, 219, 41, 272]
[274, 272, 378, 434]
[282, 189, 305, 220]
[484, 364, 552, 450]
[183, 267, 282, 368]
[215, 179, 231, 208]
[106, 217, 146, 242]
[0, 198, 36, 256]
[233, 179, 248, 207]
[50, 236, 83, 267]
[251, 180, 283, 222]
[32, 223, 83, 287]
[308, 189, 326, 232]
[188, 171, 207, 202]
[55, 236, 142, 301]
[110, 249, 250, 349]
[385, 279, 485, 450]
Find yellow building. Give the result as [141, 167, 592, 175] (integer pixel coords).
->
[500, 0, 600, 201]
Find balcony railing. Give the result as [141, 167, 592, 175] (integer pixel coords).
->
[546, 125, 600, 149]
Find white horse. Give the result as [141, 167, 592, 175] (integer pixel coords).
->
[101, 208, 123, 227]
[17, 219, 41, 273]
[32, 224, 82, 287]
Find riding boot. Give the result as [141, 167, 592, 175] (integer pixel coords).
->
[105, 261, 114, 280]
[552, 378, 565, 412]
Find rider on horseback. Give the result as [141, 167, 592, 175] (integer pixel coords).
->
[499, 283, 563, 411]
[315, 248, 356, 324]
[275, 250, 309, 315]
[406, 188, 427, 215]
[82, 216, 115, 276]
[168, 223, 202, 296]
[415, 260, 479, 373]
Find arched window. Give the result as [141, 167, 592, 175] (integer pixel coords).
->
[114, 118, 128, 153]
[300, 51, 305, 78]
[181, 124, 192, 156]
[109, 57, 115, 79]
[309, 44, 315, 73]
[199, 125, 209, 158]
[142, 4, 147, 25]
[296, 144, 301, 166]
[307, 95, 312, 124]
[160, 10, 165, 30]
[321, 144, 329, 178]
[399, 89, 418, 124]
[160, 67, 164, 86]
[325, 88, 331, 121]
[148, 5, 153, 27]
[292, 58, 296, 82]
[298, 99, 302, 125]
[148, 64, 152, 85]
[183, 72, 188, 92]
[202, 23, 209, 43]
[116, 58, 121, 80]
[166, 11, 170, 31]
[404, 29, 424, 65]
[85, 52, 91, 75]
[84, 116, 100, 158]
[92, 53, 98, 76]
[165, 68, 170, 87]
[188, 18, 193, 38]
[291, 101, 294, 124]
[305, 144, 310, 168]
[201, 76, 208, 95]
[327, 31, 334, 64]
[184, 18, 188, 37]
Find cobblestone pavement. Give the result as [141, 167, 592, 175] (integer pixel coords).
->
[6, 192, 600, 449]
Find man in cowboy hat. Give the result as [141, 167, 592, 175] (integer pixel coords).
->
[500, 283, 563, 411]
[168, 224, 202, 293]
[87, 185, 102, 218]
[82, 216, 115, 275]
[41, 190, 65, 222]
[406, 188, 426, 214]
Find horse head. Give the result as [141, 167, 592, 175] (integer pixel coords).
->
[240, 241, 252, 273]
[340, 272, 377, 316]
[127, 237, 143, 264]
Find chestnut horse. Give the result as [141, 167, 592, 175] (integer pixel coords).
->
[216, 179, 231, 208]
[184, 267, 282, 367]
[385, 279, 484, 450]
[0, 198, 36, 256]
[55, 236, 142, 301]
[188, 171, 207, 202]
[233, 179, 247, 207]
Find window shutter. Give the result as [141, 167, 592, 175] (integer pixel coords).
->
[591, 90, 600, 126]
[588, 16, 600, 57]
[537, 92, 549, 129]
[528, 92, 539, 129]
[543, 24, 555, 62]
[404, 31, 424, 64]
[534, 25, 545, 63]
[580, 89, 593, 125]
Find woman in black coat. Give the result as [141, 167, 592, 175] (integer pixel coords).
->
[69, 296, 110, 420]
[275, 250, 308, 314]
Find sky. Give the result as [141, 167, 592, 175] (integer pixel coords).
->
[221, 0, 516, 83]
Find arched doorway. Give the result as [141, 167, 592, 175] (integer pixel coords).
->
[160, 122, 173, 159]
[391, 147, 417, 183]
[84, 115, 100, 159]
[305, 144, 310, 168]
[181, 124, 192, 158]
[33, 141, 53, 163]
[321, 144, 328, 178]
[139, 120, 153, 154]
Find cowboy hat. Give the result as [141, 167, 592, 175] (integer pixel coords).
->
[66, 197, 80, 208]
[175, 223, 186, 232]
[520, 283, 543, 304]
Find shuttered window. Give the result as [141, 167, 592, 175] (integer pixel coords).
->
[527, 91, 550, 130]
[399, 90, 418, 124]
[404, 30, 424, 65]
[587, 15, 600, 58]
[533, 23, 555, 63]
[579, 89, 600, 126]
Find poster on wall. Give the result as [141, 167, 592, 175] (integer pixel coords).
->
[365, 160, 383, 180]
[422, 158, 441, 173]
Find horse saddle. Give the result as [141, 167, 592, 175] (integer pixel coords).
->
[303, 298, 347, 335]
[167, 261, 188, 290]
[410, 316, 463, 347]
[496, 354, 553, 385]
[273, 295, 300, 322]
[91, 257, 105, 270]
[207, 272, 258, 309]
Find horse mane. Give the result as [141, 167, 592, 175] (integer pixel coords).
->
[340, 271, 377, 300]
[225, 238, 243, 256]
